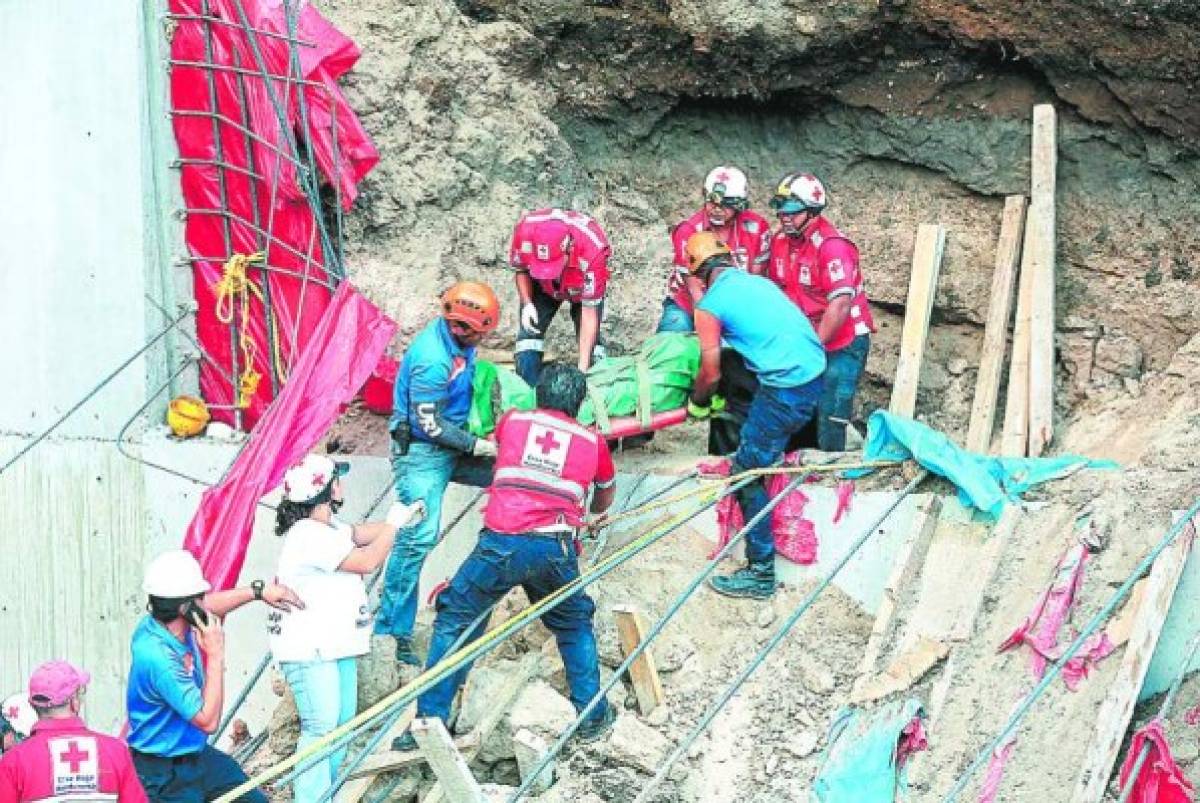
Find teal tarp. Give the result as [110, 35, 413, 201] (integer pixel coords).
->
[861, 411, 1119, 519]
[814, 699, 925, 802]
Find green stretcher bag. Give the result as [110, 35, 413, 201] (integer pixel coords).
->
[576, 333, 700, 434]
[468, 333, 699, 436]
[467, 360, 536, 436]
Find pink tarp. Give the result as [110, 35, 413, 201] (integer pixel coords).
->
[183, 283, 396, 589]
[169, 0, 378, 429]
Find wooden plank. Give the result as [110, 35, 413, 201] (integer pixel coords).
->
[1027, 104, 1058, 456]
[889, 224, 947, 418]
[612, 604, 665, 715]
[853, 496, 943, 687]
[966, 196, 1028, 453]
[423, 651, 541, 803]
[851, 635, 949, 704]
[411, 718, 484, 803]
[1000, 216, 1035, 458]
[1069, 513, 1196, 802]
[337, 704, 419, 803]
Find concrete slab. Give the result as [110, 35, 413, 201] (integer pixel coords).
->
[777, 488, 934, 616]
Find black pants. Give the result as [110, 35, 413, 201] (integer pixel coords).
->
[708, 350, 811, 456]
[132, 746, 267, 803]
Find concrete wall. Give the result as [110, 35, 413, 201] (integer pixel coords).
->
[0, 1, 180, 730]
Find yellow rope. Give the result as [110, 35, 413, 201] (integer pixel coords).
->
[592, 459, 905, 531]
[212, 252, 289, 408]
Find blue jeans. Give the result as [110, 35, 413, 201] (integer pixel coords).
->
[817, 335, 870, 452]
[655, 297, 694, 334]
[417, 530, 606, 726]
[280, 658, 358, 803]
[375, 441, 492, 639]
[514, 284, 606, 386]
[733, 377, 823, 567]
[131, 745, 267, 803]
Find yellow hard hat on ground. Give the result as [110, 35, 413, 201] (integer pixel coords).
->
[167, 395, 211, 438]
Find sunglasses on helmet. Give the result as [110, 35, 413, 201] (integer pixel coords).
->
[705, 191, 749, 211]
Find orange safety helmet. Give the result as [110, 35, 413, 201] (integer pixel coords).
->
[684, 231, 733, 274]
[441, 281, 500, 333]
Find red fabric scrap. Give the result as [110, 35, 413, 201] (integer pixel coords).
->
[895, 716, 928, 769]
[999, 543, 1090, 679]
[711, 494, 744, 560]
[979, 738, 1018, 803]
[184, 284, 396, 589]
[1185, 704, 1200, 727]
[1116, 720, 1196, 803]
[833, 480, 855, 523]
[1062, 631, 1117, 691]
[697, 457, 732, 478]
[768, 479, 818, 565]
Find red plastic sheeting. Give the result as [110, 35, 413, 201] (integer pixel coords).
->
[184, 283, 396, 590]
[1117, 721, 1196, 803]
[999, 543, 1090, 678]
[169, 0, 378, 428]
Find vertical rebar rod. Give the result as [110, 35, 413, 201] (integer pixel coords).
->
[283, 0, 339, 280]
[229, 0, 339, 277]
[231, 48, 280, 396]
[198, 0, 243, 431]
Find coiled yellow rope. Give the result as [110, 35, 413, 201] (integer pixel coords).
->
[212, 252, 289, 408]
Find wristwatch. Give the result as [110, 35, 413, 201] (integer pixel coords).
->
[251, 579, 265, 601]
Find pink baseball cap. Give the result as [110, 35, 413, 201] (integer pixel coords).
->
[28, 660, 90, 707]
[519, 218, 572, 281]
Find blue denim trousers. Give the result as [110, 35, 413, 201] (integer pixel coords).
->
[655, 297, 694, 334]
[514, 284, 606, 386]
[280, 658, 358, 803]
[416, 530, 607, 726]
[131, 746, 267, 803]
[733, 377, 823, 567]
[817, 334, 870, 452]
[375, 441, 492, 639]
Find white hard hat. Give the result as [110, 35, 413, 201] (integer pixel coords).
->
[281, 454, 349, 504]
[703, 166, 749, 205]
[1, 693, 36, 737]
[143, 549, 211, 598]
[770, 171, 828, 214]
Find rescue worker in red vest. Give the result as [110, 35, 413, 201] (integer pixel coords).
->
[392, 364, 619, 750]
[686, 232, 826, 599]
[767, 172, 875, 452]
[657, 166, 772, 334]
[0, 660, 147, 803]
[510, 209, 611, 385]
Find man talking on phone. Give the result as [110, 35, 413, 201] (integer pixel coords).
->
[126, 550, 302, 803]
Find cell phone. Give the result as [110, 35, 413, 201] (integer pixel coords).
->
[184, 600, 211, 628]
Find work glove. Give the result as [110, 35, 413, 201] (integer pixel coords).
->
[520, 302, 540, 334]
[386, 500, 427, 529]
[472, 438, 498, 459]
[687, 399, 712, 420]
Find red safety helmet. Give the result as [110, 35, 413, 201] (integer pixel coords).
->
[441, 281, 500, 333]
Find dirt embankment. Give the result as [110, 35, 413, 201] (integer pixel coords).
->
[319, 0, 1200, 445]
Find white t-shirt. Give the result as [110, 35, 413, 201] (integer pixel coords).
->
[268, 517, 372, 662]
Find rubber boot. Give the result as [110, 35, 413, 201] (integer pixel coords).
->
[708, 562, 776, 600]
[573, 703, 618, 743]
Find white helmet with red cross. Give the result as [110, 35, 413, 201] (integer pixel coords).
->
[703, 166, 750, 211]
[770, 171, 828, 215]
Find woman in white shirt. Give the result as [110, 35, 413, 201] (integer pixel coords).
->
[271, 454, 423, 803]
